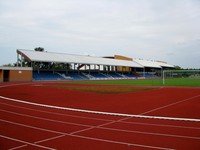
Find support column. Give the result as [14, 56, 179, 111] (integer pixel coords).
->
[17, 53, 19, 67]
[89, 65, 90, 74]
[20, 55, 23, 67]
[143, 67, 145, 78]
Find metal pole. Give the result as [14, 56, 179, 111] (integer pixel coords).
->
[162, 70, 165, 85]
[21, 55, 23, 67]
[17, 52, 19, 67]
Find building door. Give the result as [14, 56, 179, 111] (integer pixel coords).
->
[3, 70, 9, 82]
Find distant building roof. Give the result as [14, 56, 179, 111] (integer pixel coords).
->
[0, 67, 32, 70]
[17, 49, 143, 68]
[134, 59, 174, 68]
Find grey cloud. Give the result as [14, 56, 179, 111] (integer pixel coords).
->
[0, 0, 200, 68]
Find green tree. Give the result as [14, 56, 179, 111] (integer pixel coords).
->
[3, 63, 13, 67]
[34, 47, 44, 52]
[174, 65, 182, 70]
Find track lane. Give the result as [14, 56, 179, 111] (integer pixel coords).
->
[0, 101, 112, 126]
[0, 98, 123, 121]
[1, 101, 200, 139]
[76, 128, 200, 150]
[146, 96, 200, 118]
[1, 100, 200, 150]
[0, 136, 24, 150]
[1, 84, 200, 116]
[0, 114, 171, 150]
[0, 135, 55, 150]
[1, 83, 200, 149]
[0, 110, 90, 135]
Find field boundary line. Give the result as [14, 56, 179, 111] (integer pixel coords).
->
[1, 95, 200, 122]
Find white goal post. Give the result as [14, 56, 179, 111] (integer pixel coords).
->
[162, 70, 200, 85]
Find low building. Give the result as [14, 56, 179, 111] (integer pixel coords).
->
[0, 67, 32, 82]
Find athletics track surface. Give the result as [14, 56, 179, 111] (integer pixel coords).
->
[0, 82, 200, 150]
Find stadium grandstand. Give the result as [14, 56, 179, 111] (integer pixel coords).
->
[0, 49, 175, 82]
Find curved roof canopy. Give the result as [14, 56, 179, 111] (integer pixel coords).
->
[17, 49, 143, 68]
[134, 59, 174, 68]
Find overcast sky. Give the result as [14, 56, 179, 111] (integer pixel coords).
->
[0, 0, 200, 68]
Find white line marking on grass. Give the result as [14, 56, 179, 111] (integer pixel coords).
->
[0, 135, 55, 150]
[140, 95, 200, 115]
[1, 95, 200, 122]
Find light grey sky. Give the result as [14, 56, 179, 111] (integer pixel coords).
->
[0, 0, 200, 68]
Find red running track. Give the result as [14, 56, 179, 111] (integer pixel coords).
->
[0, 82, 200, 149]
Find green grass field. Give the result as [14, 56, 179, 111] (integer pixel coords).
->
[68, 78, 200, 87]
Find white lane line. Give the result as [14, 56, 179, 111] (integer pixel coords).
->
[2, 100, 199, 130]
[70, 134, 175, 150]
[0, 101, 114, 122]
[0, 118, 175, 149]
[35, 132, 174, 150]
[120, 121, 200, 130]
[2, 108, 198, 140]
[9, 144, 28, 150]
[100, 126, 200, 140]
[0, 119, 65, 135]
[0, 135, 55, 150]
[140, 95, 200, 115]
[0, 83, 33, 88]
[1, 95, 200, 122]
[0, 109, 91, 127]
[36, 128, 175, 150]
[0, 110, 200, 139]
[35, 135, 66, 144]
[69, 119, 117, 135]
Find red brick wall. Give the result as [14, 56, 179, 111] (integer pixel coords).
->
[0, 70, 3, 82]
[9, 70, 32, 82]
